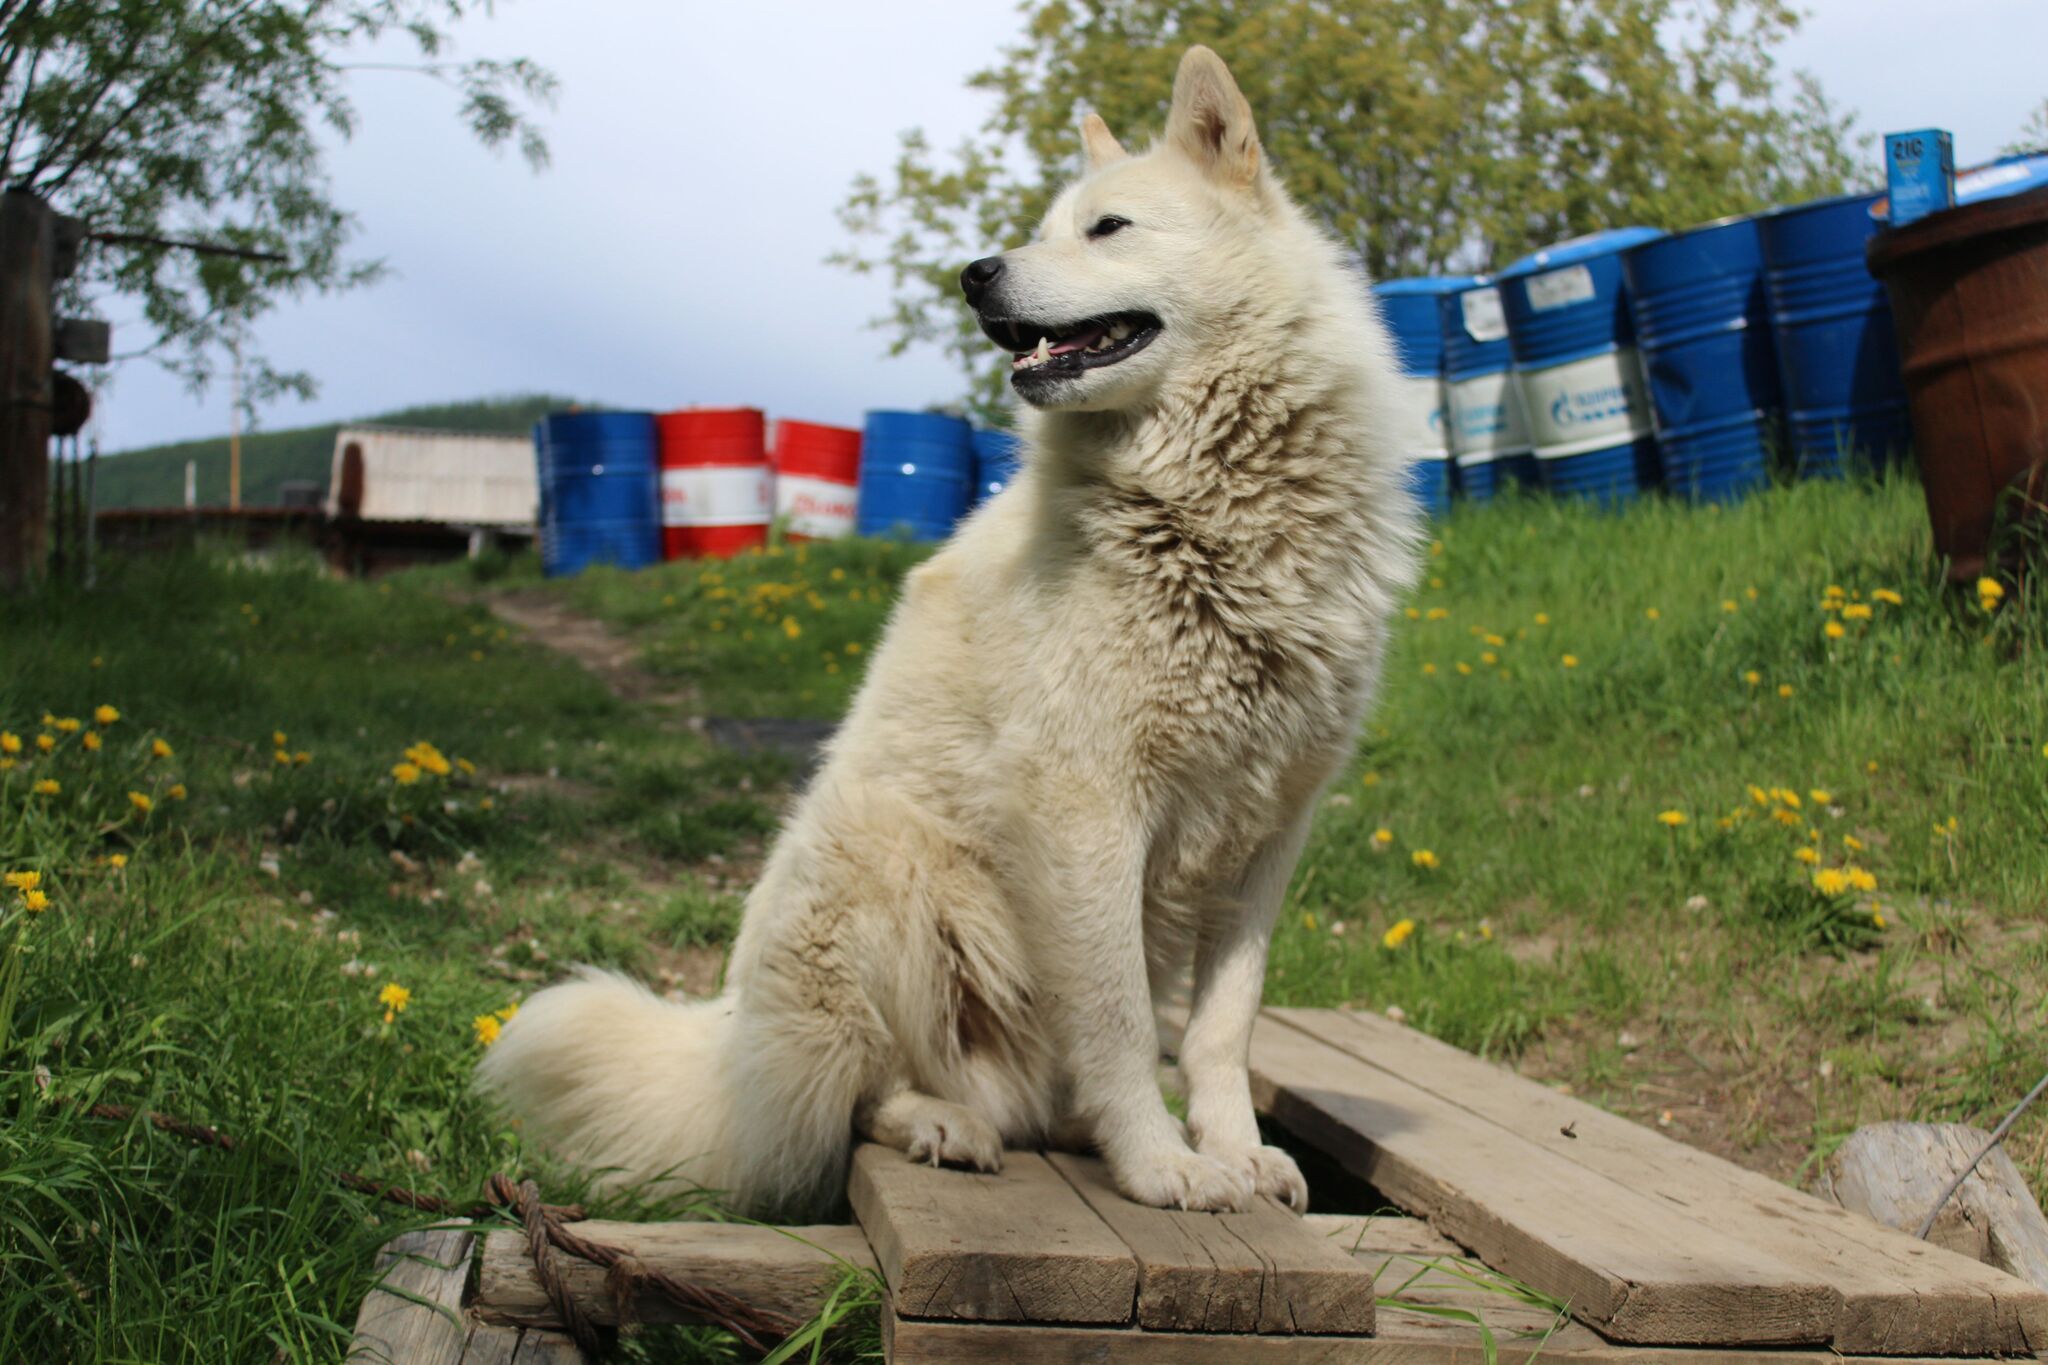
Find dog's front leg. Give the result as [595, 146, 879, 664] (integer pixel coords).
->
[1040, 813, 1255, 1213]
[1180, 812, 1313, 1210]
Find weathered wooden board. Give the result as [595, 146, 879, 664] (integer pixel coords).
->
[473, 1219, 875, 1329]
[454, 1322, 526, 1365]
[1268, 1007, 2048, 1354]
[1046, 1151, 1374, 1334]
[507, 1330, 584, 1365]
[347, 1220, 475, 1365]
[849, 1143, 1138, 1324]
[1822, 1120, 2048, 1293]
[1235, 1013, 1848, 1345]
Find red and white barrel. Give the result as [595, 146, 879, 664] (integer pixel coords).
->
[771, 419, 861, 540]
[656, 408, 771, 558]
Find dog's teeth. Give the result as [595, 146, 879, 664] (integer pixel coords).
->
[1109, 321, 1132, 341]
[1034, 337, 1052, 361]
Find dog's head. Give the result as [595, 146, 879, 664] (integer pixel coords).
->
[961, 46, 1277, 412]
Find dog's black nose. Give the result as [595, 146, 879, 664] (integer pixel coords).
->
[960, 255, 1005, 307]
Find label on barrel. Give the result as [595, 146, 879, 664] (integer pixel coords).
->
[1448, 369, 1533, 463]
[1522, 347, 1654, 459]
[1524, 264, 1596, 313]
[1393, 373, 1451, 462]
[775, 473, 858, 539]
[1459, 287, 1508, 342]
[661, 465, 772, 528]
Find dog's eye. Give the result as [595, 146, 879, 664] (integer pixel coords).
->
[1086, 215, 1131, 240]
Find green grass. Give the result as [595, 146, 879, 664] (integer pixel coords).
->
[89, 393, 582, 510]
[5, 468, 2045, 1359]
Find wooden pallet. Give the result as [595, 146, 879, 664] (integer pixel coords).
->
[349, 1007, 2048, 1362]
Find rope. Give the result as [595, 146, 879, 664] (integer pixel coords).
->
[74, 1100, 800, 1356]
[1915, 1066, 2048, 1240]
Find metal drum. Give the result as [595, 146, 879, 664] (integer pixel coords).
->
[773, 419, 862, 540]
[656, 408, 772, 559]
[857, 411, 974, 541]
[1440, 278, 1536, 499]
[1499, 227, 1665, 501]
[1374, 277, 1470, 517]
[971, 427, 1023, 504]
[1758, 192, 1910, 475]
[1622, 215, 1781, 502]
[536, 411, 660, 578]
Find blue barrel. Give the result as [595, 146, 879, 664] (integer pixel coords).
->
[1375, 277, 1472, 517]
[1622, 215, 1781, 502]
[1758, 192, 1909, 475]
[857, 411, 974, 541]
[1498, 227, 1665, 501]
[536, 411, 660, 577]
[970, 426, 1023, 504]
[1440, 279, 1537, 499]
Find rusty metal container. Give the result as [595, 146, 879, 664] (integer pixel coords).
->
[1868, 186, 2048, 581]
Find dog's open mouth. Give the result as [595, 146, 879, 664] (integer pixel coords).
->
[980, 311, 1163, 380]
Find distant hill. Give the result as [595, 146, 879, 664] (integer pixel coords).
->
[92, 394, 588, 510]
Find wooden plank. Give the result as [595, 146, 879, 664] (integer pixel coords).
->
[347, 1220, 475, 1365]
[883, 1305, 2021, 1365]
[1301, 1214, 1463, 1261]
[457, 1322, 525, 1365]
[1822, 1120, 2048, 1292]
[848, 1143, 1137, 1324]
[509, 1330, 584, 1364]
[1046, 1151, 1374, 1334]
[1232, 1013, 1845, 1345]
[474, 1220, 875, 1328]
[1272, 1006, 2048, 1354]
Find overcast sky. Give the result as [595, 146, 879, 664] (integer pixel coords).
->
[91, 0, 2048, 454]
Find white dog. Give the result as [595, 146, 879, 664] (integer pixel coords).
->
[479, 46, 1419, 1220]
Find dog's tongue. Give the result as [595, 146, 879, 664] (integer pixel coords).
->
[1049, 324, 1107, 356]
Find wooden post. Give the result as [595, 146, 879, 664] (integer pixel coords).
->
[228, 342, 242, 509]
[0, 189, 54, 590]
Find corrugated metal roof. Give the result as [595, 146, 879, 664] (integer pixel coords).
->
[327, 426, 536, 526]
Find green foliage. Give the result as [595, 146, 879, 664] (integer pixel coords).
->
[9, 2, 554, 402]
[2005, 98, 2048, 156]
[91, 392, 582, 510]
[834, 0, 1860, 418]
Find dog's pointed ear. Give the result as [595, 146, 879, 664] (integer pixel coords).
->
[1164, 46, 1260, 188]
[1080, 112, 1127, 170]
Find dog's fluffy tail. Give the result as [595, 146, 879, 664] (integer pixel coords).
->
[476, 967, 741, 1200]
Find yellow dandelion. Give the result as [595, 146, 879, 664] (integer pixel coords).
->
[1411, 849, 1440, 870]
[3, 871, 39, 891]
[473, 1013, 503, 1046]
[23, 889, 48, 912]
[1361, 772, 1381, 787]
[845, 642, 862, 655]
[1426, 606, 1451, 621]
[404, 742, 452, 777]
[1873, 589, 1903, 606]
[94, 705, 119, 726]
[1721, 599, 1738, 613]
[53, 717, 80, 733]
[1561, 654, 1579, 668]
[1812, 867, 1850, 896]
[1872, 911, 1886, 930]
[1743, 670, 1761, 686]
[1842, 603, 1872, 621]
[1302, 912, 1318, 933]
[1747, 784, 1770, 806]
[1717, 816, 1735, 830]
[272, 730, 288, 748]
[1382, 918, 1417, 949]
[168, 783, 188, 801]
[1656, 810, 1686, 827]
[1371, 827, 1394, 849]
[33, 778, 60, 796]
[1455, 662, 1473, 676]
[1645, 608, 1660, 621]
[495, 1001, 519, 1022]
[1795, 846, 1820, 865]
[82, 731, 102, 752]
[378, 981, 412, 1023]
[1824, 621, 1846, 640]
[1866, 759, 1879, 773]
[1843, 834, 1864, 852]
[782, 617, 802, 640]
[1422, 663, 1437, 676]
[1846, 866, 1877, 893]
[1977, 576, 2004, 603]
[109, 854, 128, 870]
[1534, 612, 1550, 625]
[294, 751, 311, 766]
[1480, 651, 1498, 666]
[1405, 607, 1422, 620]
[1777, 789, 1802, 809]
[1778, 684, 1795, 698]
[35, 734, 55, 754]
[456, 757, 476, 775]
[1824, 583, 1847, 599]
[1772, 808, 1801, 827]
[273, 749, 291, 765]
[391, 762, 422, 785]
[480, 797, 495, 812]
[1810, 789, 1832, 805]
[127, 791, 153, 814]
[1483, 633, 1506, 648]
[151, 737, 173, 759]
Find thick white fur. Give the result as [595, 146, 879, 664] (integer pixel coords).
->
[477, 47, 1421, 1221]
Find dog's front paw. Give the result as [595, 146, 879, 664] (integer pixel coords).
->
[1115, 1148, 1256, 1213]
[901, 1104, 1004, 1173]
[1207, 1143, 1309, 1212]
